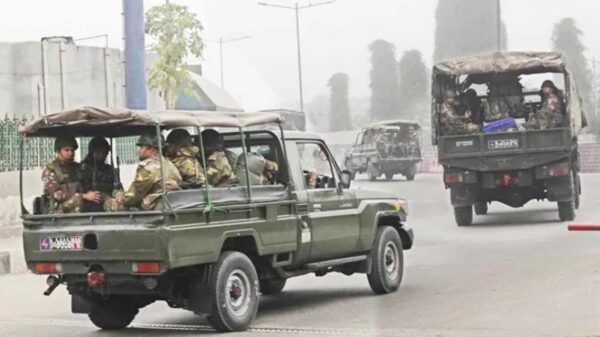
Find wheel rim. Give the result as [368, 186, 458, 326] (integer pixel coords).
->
[383, 242, 399, 280]
[225, 269, 252, 317]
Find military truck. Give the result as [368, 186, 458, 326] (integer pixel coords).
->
[19, 107, 413, 332]
[431, 52, 586, 226]
[344, 120, 423, 181]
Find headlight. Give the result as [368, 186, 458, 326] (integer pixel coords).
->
[394, 199, 408, 214]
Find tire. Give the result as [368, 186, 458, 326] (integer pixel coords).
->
[404, 172, 415, 181]
[368, 171, 378, 181]
[259, 278, 286, 295]
[367, 226, 404, 294]
[558, 201, 575, 221]
[574, 172, 581, 209]
[454, 206, 473, 226]
[207, 251, 260, 332]
[88, 297, 138, 330]
[384, 172, 394, 180]
[474, 202, 488, 215]
[350, 171, 357, 180]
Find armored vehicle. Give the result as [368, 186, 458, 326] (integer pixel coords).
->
[344, 120, 423, 181]
[431, 52, 586, 226]
[19, 107, 413, 332]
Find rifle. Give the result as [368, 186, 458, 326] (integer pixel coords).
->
[92, 158, 98, 191]
[113, 156, 123, 191]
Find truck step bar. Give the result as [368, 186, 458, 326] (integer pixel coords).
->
[305, 255, 367, 270]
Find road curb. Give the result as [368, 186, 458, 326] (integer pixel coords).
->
[0, 251, 10, 275]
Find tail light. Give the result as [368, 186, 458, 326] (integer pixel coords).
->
[495, 174, 520, 187]
[550, 167, 570, 177]
[444, 174, 463, 185]
[132, 262, 161, 274]
[34, 263, 62, 274]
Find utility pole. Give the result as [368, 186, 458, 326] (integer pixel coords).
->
[258, 1, 335, 112]
[205, 36, 250, 89]
[496, 0, 502, 51]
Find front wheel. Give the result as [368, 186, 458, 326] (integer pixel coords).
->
[454, 206, 473, 226]
[207, 251, 260, 332]
[367, 226, 404, 294]
[88, 297, 138, 330]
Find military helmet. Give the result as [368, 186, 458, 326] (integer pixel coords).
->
[166, 129, 192, 146]
[88, 136, 110, 153]
[201, 129, 222, 148]
[54, 135, 78, 152]
[136, 133, 163, 149]
[541, 80, 555, 89]
[445, 90, 457, 98]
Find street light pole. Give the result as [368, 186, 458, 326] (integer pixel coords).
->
[205, 36, 250, 89]
[258, 0, 335, 112]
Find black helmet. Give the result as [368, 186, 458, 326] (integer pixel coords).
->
[166, 129, 192, 146]
[541, 80, 555, 88]
[445, 90, 457, 98]
[201, 129, 221, 148]
[54, 135, 78, 152]
[88, 136, 110, 153]
[136, 133, 163, 149]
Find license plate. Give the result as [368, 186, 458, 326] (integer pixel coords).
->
[39, 236, 83, 251]
[488, 139, 519, 150]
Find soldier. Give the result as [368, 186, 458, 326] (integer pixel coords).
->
[166, 129, 205, 189]
[201, 129, 238, 187]
[439, 90, 479, 135]
[42, 136, 101, 214]
[104, 133, 182, 211]
[527, 80, 564, 130]
[81, 136, 120, 212]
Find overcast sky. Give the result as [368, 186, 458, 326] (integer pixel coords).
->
[1, 0, 600, 111]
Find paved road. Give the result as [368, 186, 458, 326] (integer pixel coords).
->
[2, 174, 600, 337]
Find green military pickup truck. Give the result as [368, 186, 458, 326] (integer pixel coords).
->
[19, 107, 414, 332]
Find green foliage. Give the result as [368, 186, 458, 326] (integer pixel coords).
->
[369, 39, 399, 122]
[145, 2, 204, 109]
[398, 50, 429, 122]
[434, 0, 507, 62]
[552, 18, 597, 137]
[327, 73, 353, 131]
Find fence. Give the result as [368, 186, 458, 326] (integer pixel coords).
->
[0, 117, 139, 171]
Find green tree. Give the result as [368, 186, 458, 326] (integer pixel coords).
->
[327, 73, 353, 131]
[434, 0, 507, 63]
[398, 50, 429, 121]
[145, 2, 204, 109]
[552, 18, 596, 136]
[369, 39, 399, 121]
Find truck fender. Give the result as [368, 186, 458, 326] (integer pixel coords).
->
[372, 212, 413, 250]
[218, 230, 263, 257]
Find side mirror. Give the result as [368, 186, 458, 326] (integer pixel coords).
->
[340, 170, 352, 189]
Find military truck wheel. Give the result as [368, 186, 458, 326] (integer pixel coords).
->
[454, 206, 473, 226]
[207, 251, 259, 332]
[350, 170, 357, 180]
[404, 172, 415, 181]
[88, 297, 138, 330]
[474, 202, 488, 215]
[260, 278, 286, 295]
[385, 172, 394, 180]
[558, 201, 575, 221]
[367, 226, 403, 294]
[368, 171, 378, 181]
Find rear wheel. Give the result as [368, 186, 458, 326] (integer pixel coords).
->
[367, 226, 403, 294]
[474, 202, 488, 215]
[454, 206, 473, 226]
[384, 172, 394, 180]
[558, 201, 575, 221]
[404, 172, 415, 181]
[350, 170, 357, 180]
[88, 297, 138, 330]
[368, 171, 378, 181]
[207, 251, 259, 332]
[260, 278, 286, 295]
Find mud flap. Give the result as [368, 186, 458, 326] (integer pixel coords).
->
[546, 177, 573, 202]
[450, 185, 477, 206]
[71, 294, 91, 314]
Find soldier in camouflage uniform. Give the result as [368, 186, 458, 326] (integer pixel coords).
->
[201, 129, 238, 187]
[166, 129, 205, 189]
[439, 90, 480, 135]
[42, 136, 102, 214]
[527, 80, 564, 130]
[81, 136, 121, 212]
[104, 133, 182, 211]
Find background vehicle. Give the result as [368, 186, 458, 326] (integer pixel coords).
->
[19, 107, 413, 332]
[431, 51, 586, 226]
[344, 120, 423, 181]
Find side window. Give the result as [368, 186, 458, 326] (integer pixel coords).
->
[296, 142, 336, 189]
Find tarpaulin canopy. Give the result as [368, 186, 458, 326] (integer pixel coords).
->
[433, 51, 567, 76]
[368, 120, 421, 129]
[19, 107, 282, 137]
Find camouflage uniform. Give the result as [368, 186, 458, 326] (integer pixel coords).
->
[42, 160, 83, 214]
[81, 156, 119, 212]
[440, 102, 480, 135]
[169, 145, 205, 189]
[104, 155, 182, 211]
[262, 159, 279, 185]
[206, 150, 238, 187]
[527, 93, 562, 130]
